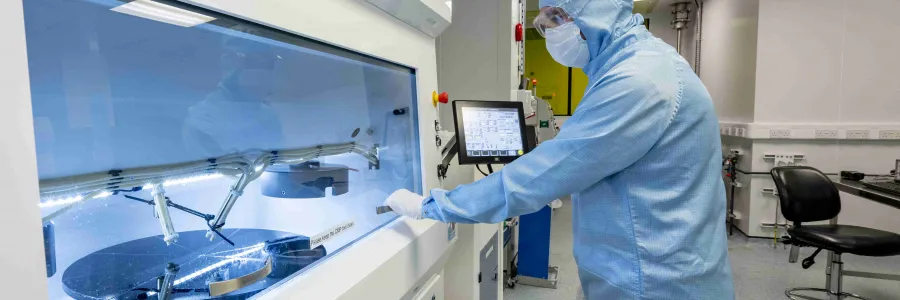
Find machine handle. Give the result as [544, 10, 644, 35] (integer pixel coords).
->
[375, 206, 393, 215]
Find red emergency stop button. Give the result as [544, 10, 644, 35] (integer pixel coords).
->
[432, 91, 450, 107]
[515, 23, 524, 42]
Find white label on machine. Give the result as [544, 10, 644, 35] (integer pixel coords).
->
[309, 221, 355, 249]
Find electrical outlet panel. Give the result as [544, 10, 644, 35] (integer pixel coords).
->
[814, 129, 838, 139]
[774, 154, 796, 167]
[846, 130, 870, 139]
[736, 128, 746, 137]
[763, 154, 805, 160]
[879, 130, 900, 140]
[769, 129, 792, 139]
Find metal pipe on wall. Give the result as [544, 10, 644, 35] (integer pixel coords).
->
[676, 30, 683, 54]
[671, 2, 692, 55]
[693, 0, 703, 75]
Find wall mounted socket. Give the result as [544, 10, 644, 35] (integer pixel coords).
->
[769, 129, 792, 139]
[879, 130, 900, 140]
[846, 130, 870, 139]
[814, 129, 838, 139]
[774, 154, 796, 167]
[763, 154, 805, 160]
[736, 128, 746, 137]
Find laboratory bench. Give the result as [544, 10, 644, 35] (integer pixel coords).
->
[831, 176, 900, 210]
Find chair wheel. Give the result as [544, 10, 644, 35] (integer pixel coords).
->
[801, 257, 815, 269]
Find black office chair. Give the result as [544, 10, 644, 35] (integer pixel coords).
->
[771, 166, 900, 300]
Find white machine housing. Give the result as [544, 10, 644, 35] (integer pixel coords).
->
[435, 0, 528, 299]
[0, 0, 477, 299]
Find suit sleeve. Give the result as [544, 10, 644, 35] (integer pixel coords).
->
[423, 72, 677, 223]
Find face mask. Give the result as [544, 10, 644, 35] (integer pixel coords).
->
[544, 22, 590, 68]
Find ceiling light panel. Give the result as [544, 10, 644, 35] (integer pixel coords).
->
[111, 0, 215, 27]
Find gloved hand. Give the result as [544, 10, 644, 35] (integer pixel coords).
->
[549, 199, 563, 209]
[383, 189, 427, 220]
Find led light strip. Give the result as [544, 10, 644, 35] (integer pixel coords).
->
[144, 173, 225, 190]
[38, 142, 379, 225]
[38, 174, 225, 209]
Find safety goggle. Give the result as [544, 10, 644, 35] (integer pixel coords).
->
[532, 6, 574, 38]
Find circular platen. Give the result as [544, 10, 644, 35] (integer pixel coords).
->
[62, 229, 324, 299]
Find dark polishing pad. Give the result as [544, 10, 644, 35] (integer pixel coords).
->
[62, 229, 325, 300]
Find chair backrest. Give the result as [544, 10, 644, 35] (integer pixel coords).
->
[770, 166, 841, 223]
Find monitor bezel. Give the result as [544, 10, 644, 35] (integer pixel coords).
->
[452, 100, 529, 165]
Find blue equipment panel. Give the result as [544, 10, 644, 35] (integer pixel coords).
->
[517, 206, 552, 279]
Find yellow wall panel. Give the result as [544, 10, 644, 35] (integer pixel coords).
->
[524, 37, 590, 115]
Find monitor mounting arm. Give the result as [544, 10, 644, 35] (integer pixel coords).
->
[436, 135, 457, 179]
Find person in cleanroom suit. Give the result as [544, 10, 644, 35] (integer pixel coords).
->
[384, 0, 735, 298]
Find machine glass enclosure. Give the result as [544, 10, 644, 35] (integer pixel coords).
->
[23, 0, 422, 298]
